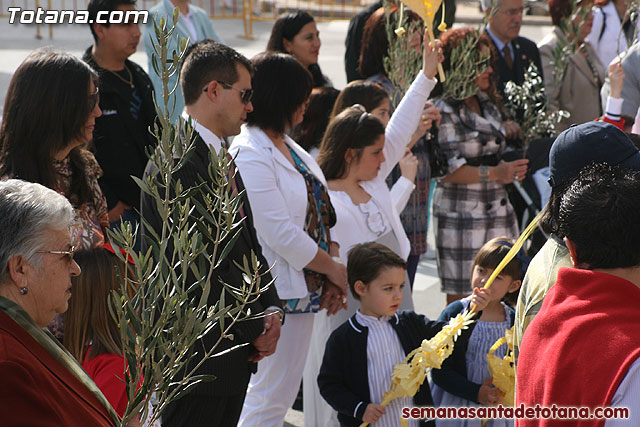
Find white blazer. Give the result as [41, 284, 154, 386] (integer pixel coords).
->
[230, 125, 327, 300]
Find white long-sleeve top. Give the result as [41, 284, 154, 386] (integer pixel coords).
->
[230, 126, 328, 300]
[331, 72, 436, 261]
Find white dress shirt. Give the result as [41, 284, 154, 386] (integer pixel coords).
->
[355, 311, 417, 427]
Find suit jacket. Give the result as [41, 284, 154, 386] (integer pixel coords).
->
[539, 27, 606, 133]
[0, 310, 117, 426]
[140, 134, 281, 396]
[488, 34, 544, 100]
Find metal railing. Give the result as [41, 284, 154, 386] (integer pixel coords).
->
[1, 0, 378, 39]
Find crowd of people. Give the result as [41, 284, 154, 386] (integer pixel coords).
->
[2, 0, 640, 425]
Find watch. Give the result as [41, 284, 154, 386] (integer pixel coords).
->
[478, 165, 490, 183]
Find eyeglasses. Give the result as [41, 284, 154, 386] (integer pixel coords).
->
[498, 6, 526, 16]
[36, 246, 76, 264]
[204, 81, 253, 104]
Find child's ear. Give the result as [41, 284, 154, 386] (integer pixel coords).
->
[508, 279, 522, 293]
[354, 280, 367, 297]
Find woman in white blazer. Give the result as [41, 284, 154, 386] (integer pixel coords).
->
[302, 36, 443, 426]
[230, 53, 347, 427]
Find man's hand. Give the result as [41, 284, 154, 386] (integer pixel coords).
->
[249, 310, 282, 362]
[363, 403, 386, 424]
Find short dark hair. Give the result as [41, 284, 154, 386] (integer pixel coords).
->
[558, 163, 640, 269]
[87, 0, 137, 42]
[246, 52, 313, 134]
[359, 6, 420, 79]
[0, 49, 99, 204]
[347, 242, 407, 300]
[317, 106, 385, 180]
[330, 80, 389, 120]
[180, 40, 253, 106]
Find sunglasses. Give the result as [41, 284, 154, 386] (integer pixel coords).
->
[89, 88, 100, 110]
[204, 80, 253, 104]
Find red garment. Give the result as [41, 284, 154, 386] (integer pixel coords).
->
[83, 352, 130, 417]
[516, 268, 640, 426]
[0, 311, 116, 426]
[599, 115, 626, 131]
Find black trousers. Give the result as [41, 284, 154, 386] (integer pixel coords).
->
[161, 393, 247, 427]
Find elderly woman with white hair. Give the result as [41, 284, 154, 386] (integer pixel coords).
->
[0, 179, 119, 426]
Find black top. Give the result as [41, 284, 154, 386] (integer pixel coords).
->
[83, 47, 158, 210]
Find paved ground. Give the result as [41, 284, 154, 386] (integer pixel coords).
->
[0, 4, 552, 425]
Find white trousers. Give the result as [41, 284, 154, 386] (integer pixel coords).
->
[239, 312, 315, 427]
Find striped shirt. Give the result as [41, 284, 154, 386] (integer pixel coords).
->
[355, 311, 418, 427]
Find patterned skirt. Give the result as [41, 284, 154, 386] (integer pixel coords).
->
[433, 182, 518, 294]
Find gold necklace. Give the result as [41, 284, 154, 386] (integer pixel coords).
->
[108, 65, 134, 89]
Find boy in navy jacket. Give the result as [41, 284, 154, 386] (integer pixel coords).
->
[318, 242, 489, 426]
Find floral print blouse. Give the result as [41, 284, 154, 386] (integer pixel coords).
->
[52, 152, 109, 250]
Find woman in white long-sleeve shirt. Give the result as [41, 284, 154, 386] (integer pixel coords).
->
[301, 34, 443, 426]
[230, 53, 348, 427]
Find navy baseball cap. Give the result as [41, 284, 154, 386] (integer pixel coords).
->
[548, 122, 640, 188]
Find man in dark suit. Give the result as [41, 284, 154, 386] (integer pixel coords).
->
[141, 40, 283, 427]
[482, 0, 544, 98]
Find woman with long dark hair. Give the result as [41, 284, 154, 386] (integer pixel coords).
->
[0, 49, 107, 340]
[267, 11, 330, 87]
[0, 49, 107, 251]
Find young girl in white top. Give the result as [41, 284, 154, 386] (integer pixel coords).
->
[430, 237, 529, 427]
[302, 31, 443, 426]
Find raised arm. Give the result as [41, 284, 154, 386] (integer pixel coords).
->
[379, 35, 441, 178]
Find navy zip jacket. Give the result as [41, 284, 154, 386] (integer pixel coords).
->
[318, 310, 476, 426]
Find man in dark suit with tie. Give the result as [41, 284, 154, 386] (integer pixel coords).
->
[482, 0, 545, 98]
[141, 40, 283, 427]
